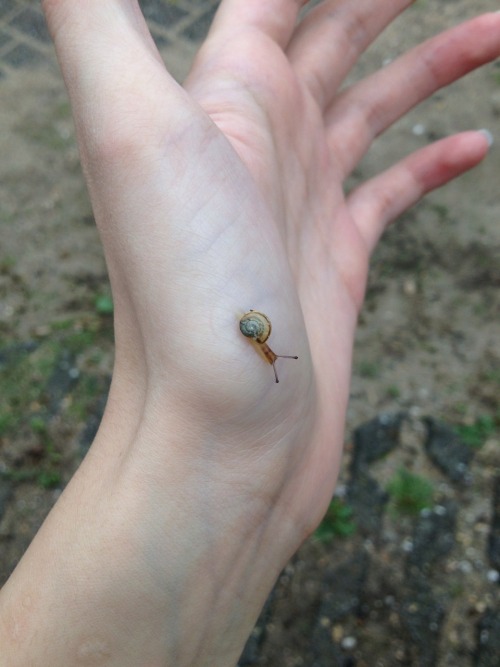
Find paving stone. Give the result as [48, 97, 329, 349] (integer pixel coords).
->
[9, 6, 50, 42]
[475, 607, 500, 667]
[0, 28, 12, 48]
[0, 475, 13, 523]
[0, 0, 16, 18]
[45, 349, 79, 416]
[315, 553, 369, 624]
[238, 593, 275, 666]
[182, 6, 218, 42]
[347, 471, 388, 538]
[0, 340, 38, 367]
[487, 476, 500, 571]
[310, 554, 369, 666]
[3, 42, 44, 68]
[79, 384, 111, 453]
[350, 412, 404, 476]
[424, 417, 474, 484]
[150, 29, 171, 50]
[139, 0, 188, 27]
[400, 576, 445, 667]
[407, 501, 457, 574]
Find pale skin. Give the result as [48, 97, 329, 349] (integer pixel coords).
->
[0, 0, 498, 665]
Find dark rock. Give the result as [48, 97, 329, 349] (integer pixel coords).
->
[347, 414, 400, 538]
[475, 607, 500, 667]
[407, 502, 457, 574]
[0, 340, 37, 368]
[238, 593, 275, 666]
[311, 554, 369, 666]
[487, 476, 500, 571]
[3, 42, 43, 68]
[400, 576, 445, 667]
[79, 388, 110, 454]
[351, 412, 404, 477]
[139, 0, 187, 26]
[423, 418, 474, 484]
[316, 552, 369, 624]
[9, 7, 51, 42]
[182, 6, 218, 41]
[46, 349, 79, 415]
[310, 638, 351, 667]
[347, 471, 388, 538]
[0, 475, 13, 522]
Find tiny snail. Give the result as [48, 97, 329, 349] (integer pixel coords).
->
[239, 310, 298, 383]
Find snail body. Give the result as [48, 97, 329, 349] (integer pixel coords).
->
[239, 310, 298, 383]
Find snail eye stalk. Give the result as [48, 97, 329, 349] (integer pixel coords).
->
[239, 310, 298, 383]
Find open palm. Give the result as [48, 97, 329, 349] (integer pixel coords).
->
[41, 0, 499, 536]
[1, 2, 498, 666]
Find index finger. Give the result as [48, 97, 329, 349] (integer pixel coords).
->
[206, 0, 309, 50]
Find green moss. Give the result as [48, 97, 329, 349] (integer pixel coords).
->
[386, 385, 401, 399]
[387, 468, 434, 516]
[0, 320, 112, 491]
[314, 498, 356, 543]
[37, 470, 62, 489]
[456, 415, 496, 449]
[0, 342, 58, 429]
[358, 361, 381, 379]
[95, 294, 114, 315]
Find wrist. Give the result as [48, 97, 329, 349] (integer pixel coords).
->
[0, 387, 303, 667]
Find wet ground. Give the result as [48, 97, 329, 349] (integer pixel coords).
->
[0, 1, 499, 665]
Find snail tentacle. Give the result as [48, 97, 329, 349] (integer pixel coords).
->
[239, 310, 298, 383]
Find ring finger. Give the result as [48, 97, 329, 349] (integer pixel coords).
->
[325, 12, 500, 178]
[287, 0, 415, 109]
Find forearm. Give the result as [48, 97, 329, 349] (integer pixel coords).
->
[0, 389, 293, 667]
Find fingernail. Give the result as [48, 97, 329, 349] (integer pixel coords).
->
[478, 128, 494, 147]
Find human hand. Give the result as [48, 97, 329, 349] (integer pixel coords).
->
[1, 2, 498, 665]
[39, 0, 497, 527]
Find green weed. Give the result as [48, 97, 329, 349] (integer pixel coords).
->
[387, 468, 433, 516]
[314, 498, 356, 543]
[456, 415, 496, 449]
[358, 361, 380, 379]
[95, 294, 114, 315]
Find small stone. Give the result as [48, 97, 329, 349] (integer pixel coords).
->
[424, 418, 474, 484]
[460, 561, 473, 574]
[488, 477, 500, 570]
[403, 278, 417, 295]
[341, 636, 357, 650]
[332, 624, 344, 642]
[402, 538, 414, 553]
[486, 570, 499, 583]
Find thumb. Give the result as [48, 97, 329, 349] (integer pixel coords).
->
[41, 0, 187, 155]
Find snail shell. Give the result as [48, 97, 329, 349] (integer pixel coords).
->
[239, 310, 298, 383]
[239, 310, 271, 344]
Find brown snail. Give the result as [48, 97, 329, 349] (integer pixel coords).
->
[239, 310, 298, 383]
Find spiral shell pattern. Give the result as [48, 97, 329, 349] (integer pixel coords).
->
[239, 311, 271, 344]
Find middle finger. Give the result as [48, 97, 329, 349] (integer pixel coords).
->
[287, 0, 416, 110]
